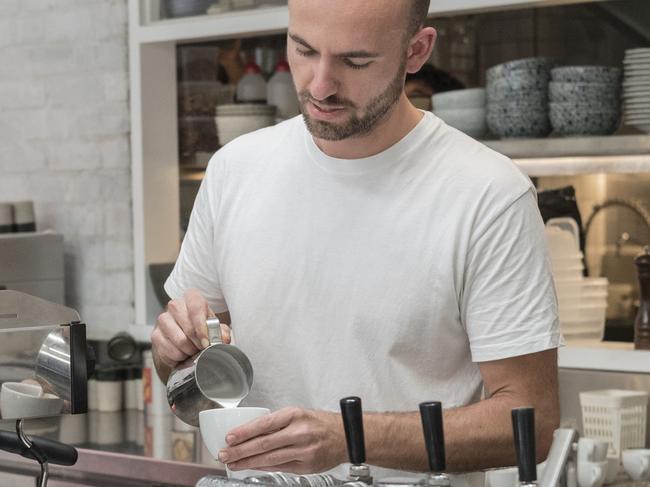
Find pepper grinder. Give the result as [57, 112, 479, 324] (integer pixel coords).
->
[634, 246, 650, 350]
[340, 397, 373, 485]
[511, 407, 537, 487]
[419, 401, 450, 487]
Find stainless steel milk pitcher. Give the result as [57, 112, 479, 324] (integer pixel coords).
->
[166, 318, 254, 426]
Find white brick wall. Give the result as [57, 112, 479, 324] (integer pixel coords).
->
[0, 0, 133, 329]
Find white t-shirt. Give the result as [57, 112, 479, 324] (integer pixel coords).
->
[165, 112, 560, 483]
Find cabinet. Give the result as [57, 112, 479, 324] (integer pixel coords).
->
[128, 0, 650, 368]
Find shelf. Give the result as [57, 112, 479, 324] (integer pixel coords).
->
[133, 0, 608, 45]
[559, 340, 650, 373]
[135, 6, 289, 44]
[482, 135, 650, 176]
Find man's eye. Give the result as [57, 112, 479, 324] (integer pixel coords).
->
[296, 48, 315, 57]
[343, 59, 372, 70]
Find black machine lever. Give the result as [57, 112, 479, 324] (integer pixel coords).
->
[511, 407, 537, 484]
[340, 396, 373, 484]
[0, 430, 78, 466]
[419, 401, 446, 472]
[340, 396, 366, 465]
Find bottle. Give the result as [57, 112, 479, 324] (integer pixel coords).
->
[634, 246, 650, 350]
[267, 60, 300, 121]
[236, 61, 267, 103]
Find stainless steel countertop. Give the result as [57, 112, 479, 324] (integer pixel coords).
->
[0, 410, 223, 486]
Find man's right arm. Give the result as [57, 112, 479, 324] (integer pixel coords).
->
[151, 288, 231, 383]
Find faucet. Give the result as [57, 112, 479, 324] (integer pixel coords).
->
[583, 198, 650, 275]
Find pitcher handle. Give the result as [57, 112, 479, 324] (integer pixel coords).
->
[206, 318, 222, 345]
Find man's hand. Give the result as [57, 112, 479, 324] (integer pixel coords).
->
[151, 288, 231, 382]
[217, 407, 347, 474]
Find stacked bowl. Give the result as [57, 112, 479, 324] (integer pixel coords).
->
[549, 66, 622, 136]
[486, 57, 555, 138]
[432, 88, 487, 139]
[622, 47, 650, 134]
[546, 218, 608, 341]
[215, 104, 276, 145]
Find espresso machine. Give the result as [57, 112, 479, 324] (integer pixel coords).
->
[196, 396, 578, 487]
[0, 290, 93, 487]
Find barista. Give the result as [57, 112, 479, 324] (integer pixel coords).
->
[152, 0, 560, 481]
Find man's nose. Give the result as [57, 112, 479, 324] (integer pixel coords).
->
[309, 59, 338, 102]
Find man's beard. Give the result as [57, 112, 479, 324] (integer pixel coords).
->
[299, 61, 406, 141]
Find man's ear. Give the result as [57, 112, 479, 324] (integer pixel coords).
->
[405, 26, 437, 74]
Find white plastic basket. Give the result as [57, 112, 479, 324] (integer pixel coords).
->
[580, 389, 649, 457]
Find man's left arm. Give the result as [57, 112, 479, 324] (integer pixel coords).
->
[363, 348, 559, 472]
[219, 348, 559, 473]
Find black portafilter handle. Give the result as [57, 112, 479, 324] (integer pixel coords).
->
[0, 431, 78, 466]
[511, 407, 537, 484]
[419, 401, 446, 472]
[340, 396, 366, 465]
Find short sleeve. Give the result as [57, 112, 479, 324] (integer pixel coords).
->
[164, 159, 228, 313]
[461, 188, 562, 362]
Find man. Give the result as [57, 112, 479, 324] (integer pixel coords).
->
[153, 0, 561, 484]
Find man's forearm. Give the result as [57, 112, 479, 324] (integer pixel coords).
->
[363, 394, 557, 473]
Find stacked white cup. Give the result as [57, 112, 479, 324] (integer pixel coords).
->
[545, 218, 608, 341]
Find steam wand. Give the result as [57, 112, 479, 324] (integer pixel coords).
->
[16, 419, 49, 487]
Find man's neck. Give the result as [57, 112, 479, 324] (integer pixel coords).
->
[312, 95, 424, 160]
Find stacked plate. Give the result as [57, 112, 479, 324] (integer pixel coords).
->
[486, 57, 555, 138]
[546, 217, 608, 341]
[622, 47, 650, 133]
[215, 104, 276, 145]
[432, 88, 487, 139]
[549, 66, 622, 136]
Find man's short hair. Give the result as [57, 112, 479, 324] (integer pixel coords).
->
[407, 0, 431, 36]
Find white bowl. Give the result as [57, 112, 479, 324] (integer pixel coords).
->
[432, 88, 486, 110]
[216, 114, 275, 144]
[0, 382, 62, 419]
[622, 449, 650, 481]
[434, 108, 487, 138]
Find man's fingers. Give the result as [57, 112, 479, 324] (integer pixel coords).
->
[220, 323, 231, 344]
[185, 289, 211, 348]
[152, 330, 189, 368]
[157, 312, 199, 357]
[167, 296, 203, 350]
[219, 428, 295, 464]
[226, 408, 296, 446]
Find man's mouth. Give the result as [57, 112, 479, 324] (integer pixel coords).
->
[310, 101, 345, 113]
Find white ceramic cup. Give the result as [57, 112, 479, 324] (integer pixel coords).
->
[622, 448, 650, 481]
[199, 407, 271, 478]
[1, 382, 63, 419]
[578, 438, 610, 463]
[577, 459, 607, 487]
